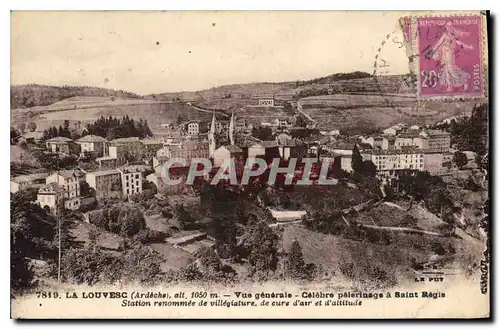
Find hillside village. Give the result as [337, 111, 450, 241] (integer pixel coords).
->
[11, 77, 489, 292]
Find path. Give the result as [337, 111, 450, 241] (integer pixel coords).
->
[186, 102, 230, 118]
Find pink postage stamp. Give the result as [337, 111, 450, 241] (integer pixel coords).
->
[416, 15, 484, 99]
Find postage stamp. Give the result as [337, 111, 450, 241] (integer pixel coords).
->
[415, 15, 485, 99]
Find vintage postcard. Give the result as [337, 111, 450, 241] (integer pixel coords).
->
[10, 11, 490, 319]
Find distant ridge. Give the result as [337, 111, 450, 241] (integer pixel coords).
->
[11, 84, 142, 109]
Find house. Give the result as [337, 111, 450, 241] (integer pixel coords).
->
[38, 169, 85, 212]
[215, 120, 230, 134]
[274, 118, 292, 129]
[46, 170, 85, 200]
[382, 123, 407, 136]
[420, 129, 451, 153]
[37, 182, 66, 213]
[21, 131, 44, 144]
[248, 141, 279, 159]
[141, 139, 164, 153]
[359, 135, 389, 150]
[110, 137, 144, 160]
[277, 139, 306, 161]
[323, 141, 356, 156]
[118, 166, 143, 197]
[256, 94, 275, 107]
[76, 135, 107, 157]
[185, 121, 200, 136]
[10, 172, 50, 193]
[45, 137, 78, 155]
[85, 169, 122, 198]
[147, 166, 191, 195]
[155, 140, 209, 168]
[213, 145, 243, 167]
[334, 154, 353, 173]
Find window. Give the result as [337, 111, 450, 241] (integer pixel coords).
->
[135, 174, 139, 179]
[136, 187, 139, 193]
[126, 176, 129, 181]
[126, 182, 129, 187]
[126, 189, 129, 195]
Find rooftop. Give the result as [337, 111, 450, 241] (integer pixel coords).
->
[11, 172, 50, 183]
[38, 182, 64, 194]
[46, 136, 73, 143]
[221, 145, 243, 153]
[111, 137, 141, 144]
[86, 169, 120, 177]
[77, 135, 107, 143]
[55, 169, 86, 179]
[362, 147, 424, 155]
[252, 141, 278, 148]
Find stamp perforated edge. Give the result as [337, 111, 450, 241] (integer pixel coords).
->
[402, 11, 488, 101]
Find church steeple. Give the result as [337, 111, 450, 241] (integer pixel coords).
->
[229, 110, 235, 145]
[208, 111, 216, 158]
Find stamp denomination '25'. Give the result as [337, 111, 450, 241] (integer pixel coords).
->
[417, 15, 483, 98]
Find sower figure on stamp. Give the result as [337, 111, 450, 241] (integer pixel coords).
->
[427, 22, 474, 92]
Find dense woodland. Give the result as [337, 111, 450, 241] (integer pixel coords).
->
[86, 115, 153, 140]
[11, 85, 141, 109]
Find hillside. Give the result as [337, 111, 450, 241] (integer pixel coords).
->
[11, 84, 141, 109]
[11, 72, 480, 133]
[10, 96, 223, 132]
[150, 71, 375, 102]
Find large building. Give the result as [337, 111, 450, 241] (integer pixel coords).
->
[110, 137, 144, 161]
[185, 121, 200, 136]
[421, 130, 451, 153]
[118, 166, 143, 197]
[394, 132, 428, 150]
[256, 95, 275, 107]
[361, 147, 425, 177]
[85, 169, 122, 198]
[76, 135, 107, 157]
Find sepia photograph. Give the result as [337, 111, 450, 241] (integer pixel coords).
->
[9, 10, 490, 319]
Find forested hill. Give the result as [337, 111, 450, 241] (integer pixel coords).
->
[11, 84, 141, 109]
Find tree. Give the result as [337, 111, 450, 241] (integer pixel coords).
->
[27, 122, 37, 132]
[285, 239, 314, 280]
[351, 144, 363, 174]
[213, 215, 238, 258]
[361, 160, 377, 177]
[295, 116, 307, 128]
[174, 204, 195, 230]
[17, 123, 26, 133]
[246, 222, 279, 275]
[251, 126, 273, 141]
[453, 151, 468, 169]
[119, 245, 163, 285]
[117, 207, 146, 237]
[10, 127, 19, 145]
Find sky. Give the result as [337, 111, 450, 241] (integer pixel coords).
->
[11, 11, 411, 95]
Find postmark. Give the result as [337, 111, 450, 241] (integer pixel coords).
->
[414, 15, 485, 99]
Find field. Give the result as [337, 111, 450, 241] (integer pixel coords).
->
[11, 96, 217, 131]
[298, 94, 479, 132]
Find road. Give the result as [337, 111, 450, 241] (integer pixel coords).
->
[295, 101, 316, 124]
[186, 102, 230, 118]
